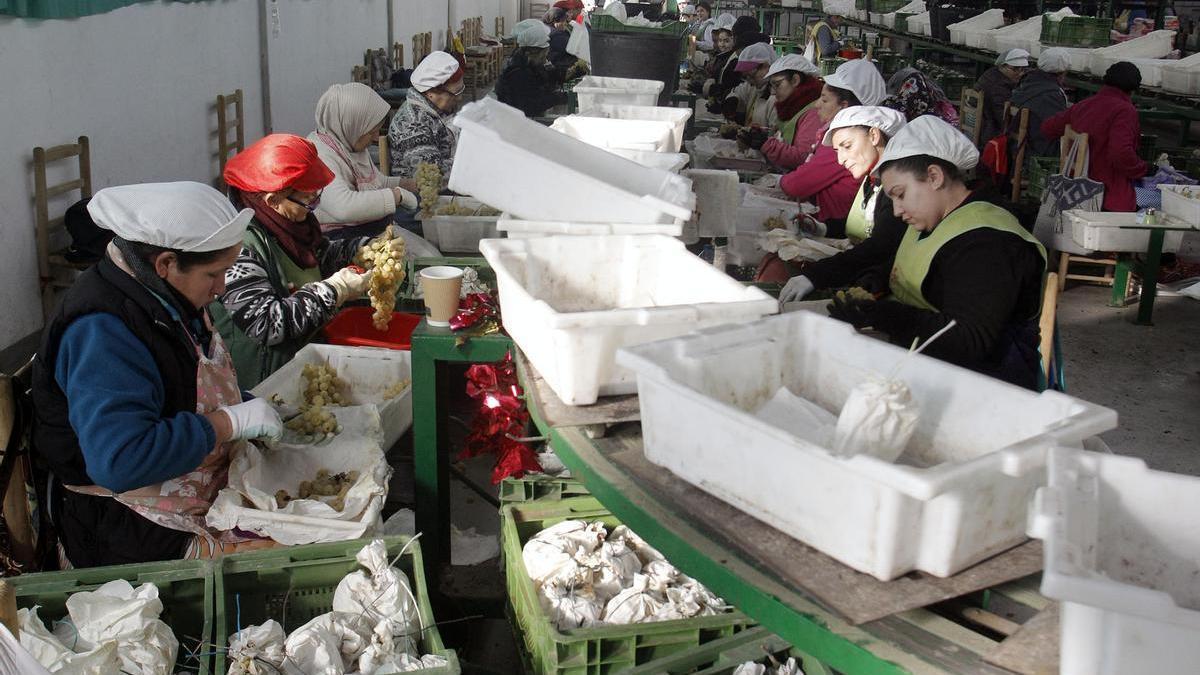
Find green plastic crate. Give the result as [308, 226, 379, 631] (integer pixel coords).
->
[502, 497, 752, 675]
[500, 474, 591, 503]
[590, 14, 690, 37]
[1026, 155, 1060, 201]
[214, 536, 459, 675]
[894, 11, 918, 31]
[1040, 15, 1111, 48]
[621, 625, 834, 674]
[871, 0, 908, 13]
[9, 559, 216, 675]
[400, 255, 494, 300]
[819, 57, 846, 76]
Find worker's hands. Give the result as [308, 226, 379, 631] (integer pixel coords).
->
[220, 399, 284, 442]
[325, 266, 373, 305]
[565, 59, 590, 80]
[367, 232, 406, 258]
[392, 187, 418, 210]
[779, 275, 815, 304]
[737, 126, 769, 150]
[797, 215, 826, 237]
[827, 292, 877, 330]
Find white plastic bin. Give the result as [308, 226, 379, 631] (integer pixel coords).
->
[1028, 448, 1200, 675]
[683, 169, 739, 238]
[608, 149, 690, 172]
[1161, 64, 1200, 94]
[1064, 210, 1185, 252]
[422, 196, 503, 253]
[907, 12, 931, 36]
[479, 235, 777, 405]
[574, 104, 693, 152]
[1088, 30, 1176, 78]
[616, 312, 1118, 580]
[947, 8, 1005, 46]
[550, 115, 681, 153]
[1159, 184, 1200, 224]
[450, 99, 695, 224]
[573, 76, 665, 109]
[252, 344, 412, 450]
[496, 214, 686, 238]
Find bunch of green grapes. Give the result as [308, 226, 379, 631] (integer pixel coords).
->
[382, 379, 412, 400]
[763, 214, 788, 230]
[476, 205, 501, 217]
[836, 287, 875, 302]
[358, 226, 407, 329]
[416, 162, 442, 218]
[300, 363, 348, 407]
[284, 402, 339, 438]
[435, 200, 474, 216]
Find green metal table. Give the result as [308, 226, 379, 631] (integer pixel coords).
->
[410, 319, 512, 572]
[516, 357, 1059, 675]
[1105, 217, 1200, 325]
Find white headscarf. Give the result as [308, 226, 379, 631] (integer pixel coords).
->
[89, 182, 251, 252]
[314, 82, 391, 155]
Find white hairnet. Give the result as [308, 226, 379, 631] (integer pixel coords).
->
[1038, 47, 1070, 73]
[765, 53, 820, 79]
[737, 42, 777, 66]
[823, 59, 887, 106]
[997, 48, 1031, 67]
[515, 19, 552, 47]
[822, 0, 854, 17]
[875, 115, 979, 173]
[714, 13, 736, 31]
[89, 182, 252, 252]
[822, 106, 907, 146]
[411, 51, 464, 93]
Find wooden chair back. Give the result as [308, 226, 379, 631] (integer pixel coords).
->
[351, 64, 370, 84]
[216, 89, 245, 186]
[1039, 272, 1060, 389]
[958, 88, 985, 147]
[1005, 103, 1031, 202]
[496, 16, 506, 37]
[392, 41, 405, 70]
[32, 136, 92, 318]
[414, 32, 433, 64]
[1060, 126, 1088, 177]
[1, 362, 36, 572]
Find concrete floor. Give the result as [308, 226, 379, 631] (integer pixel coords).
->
[1057, 283, 1200, 476]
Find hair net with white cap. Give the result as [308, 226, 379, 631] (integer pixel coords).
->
[765, 53, 820, 79]
[1037, 47, 1070, 74]
[822, 59, 888, 106]
[821, 105, 907, 145]
[737, 42, 777, 66]
[713, 12, 736, 31]
[515, 19, 552, 47]
[411, 51, 465, 93]
[88, 182, 252, 252]
[874, 115, 979, 174]
[996, 48, 1031, 67]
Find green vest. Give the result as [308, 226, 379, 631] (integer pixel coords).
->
[778, 101, 814, 146]
[890, 201, 1047, 312]
[210, 222, 325, 390]
[809, 21, 840, 62]
[844, 179, 874, 243]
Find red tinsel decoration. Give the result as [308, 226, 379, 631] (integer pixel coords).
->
[459, 353, 542, 483]
[449, 292, 499, 332]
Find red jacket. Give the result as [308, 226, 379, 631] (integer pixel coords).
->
[779, 145, 858, 222]
[1040, 86, 1148, 212]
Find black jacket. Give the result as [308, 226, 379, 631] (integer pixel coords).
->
[496, 49, 567, 118]
[32, 257, 199, 566]
[805, 184, 906, 292]
[1010, 70, 1068, 158]
[976, 67, 1016, 145]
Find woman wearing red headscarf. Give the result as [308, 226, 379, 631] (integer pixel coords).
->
[212, 134, 401, 388]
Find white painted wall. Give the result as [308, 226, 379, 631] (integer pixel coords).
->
[0, 0, 505, 352]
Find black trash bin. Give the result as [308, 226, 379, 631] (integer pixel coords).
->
[589, 30, 684, 106]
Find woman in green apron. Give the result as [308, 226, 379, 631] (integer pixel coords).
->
[775, 106, 908, 298]
[212, 134, 400, 389]
[827, 116, 1048, 390]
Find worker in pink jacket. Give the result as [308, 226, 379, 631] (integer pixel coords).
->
[1041, 61, 1149, 212]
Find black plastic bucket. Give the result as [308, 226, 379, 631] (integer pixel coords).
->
[589, 31, 684, 106]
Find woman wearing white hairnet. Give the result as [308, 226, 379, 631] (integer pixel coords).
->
[975, 48, 1030, 146]
[309, 83, 436, 253]
[1010, 48, 1069, 158]
[31, 182, 285, 567]
[497, 20, 569, 117]
[722, 42, 778, 129]
[825, 117, 1048, 390]
[388, 52, 465, 184]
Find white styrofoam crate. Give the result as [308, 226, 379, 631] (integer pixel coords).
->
[496, 213, 686, 238]
[422, 196, 502, 253]
[1088, 54, 1169, 87]
[992, 35, 1035, 57]
[683, 168, 739, 238]
[450, 98, 695, 225]
[1160, 184, 1200, 224]
[868, 11, 884, 25]
[1028, 448, 1200, 675]
[252, 344, 412, 450]
[573, 75, 665, 109]
[575, 103, 693, 152]
[479, 235, 777, 405]
[616, 312, 1118, 580]
[550, 115, 681, 153]
[606, 149, 690, 172]
[947, 8, 1004, 46]
[1064, 210, 1185, 252]
[881, 12, 896, 28]
[907, 12, 931, 36]
[1161, 65, 1200, 95]
[984, 14, 1043, 52]
[1092, 29, 1176, 60]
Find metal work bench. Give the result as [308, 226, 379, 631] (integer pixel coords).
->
[1107, 216, 1200, 325]
[512, 350, 1062, 674]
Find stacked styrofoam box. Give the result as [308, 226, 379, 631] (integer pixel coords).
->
[607, 149, 690, 172]
[947, 8, 1005, 48]
[479, 235, 777, 405]
[1088, 30, 1177, 83]
[551, 116, 680, 153]
[616, 313, 1118, 580]
[1063, 210, 1185, 253]
[1029, 448, 1200, 675]
[986, 12, 1056, 54]
[907, 11, 932, 36]
[573, 76, 664, 109]
[449, 98, 695, 226]
[572, 104, 694, 152]
[1161, 52, 1200, 94]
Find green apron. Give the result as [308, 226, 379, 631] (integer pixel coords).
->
[890, 201, 1047, 312]
[844, 179, 875, 243]
[210, 223, 325, 390]
[778, 102, 815, 146]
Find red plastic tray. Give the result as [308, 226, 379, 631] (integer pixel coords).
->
[323, 307, 422, 350]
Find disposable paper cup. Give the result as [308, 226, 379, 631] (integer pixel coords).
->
[419, 266, 464, 327]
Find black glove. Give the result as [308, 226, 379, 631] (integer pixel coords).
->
[739, 126, 769, 150]
[827, 294, 877, 330]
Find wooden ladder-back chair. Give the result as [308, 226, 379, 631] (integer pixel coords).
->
[413, 32, 432, 65]
[351, 64, 370, 84]
[1055, 127, 1118, 291]
[32, 136, 92, 319]
[959, 88, 985, 148]
[392, 41, 405, 71]
[216, 89, 245, 187]
[1004, 103, 1031, 202]
[365, 48, 391, 90]
[1039, 272, 1061, 391]
[496, 16, 506, 37]
[1, 360, 37, 573]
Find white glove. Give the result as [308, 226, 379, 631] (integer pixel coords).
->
[220, 398, 283, 441]
[392, 186, 419, 210]
[324, 267, 372, 305]
[779, 275, 815, 304]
